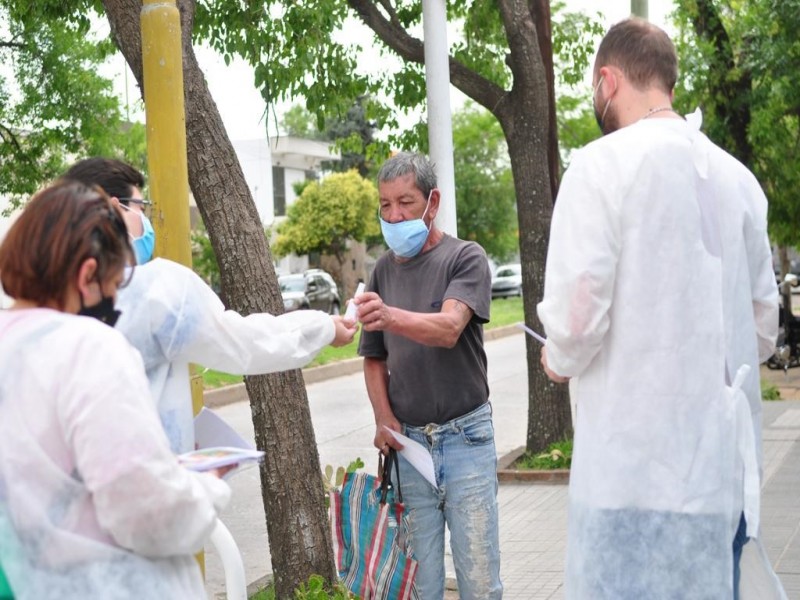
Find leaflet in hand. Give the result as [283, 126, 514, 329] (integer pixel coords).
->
[178, 447, 265, 472]
[180, 407, 263, 472]
[382, 426, 437, 488]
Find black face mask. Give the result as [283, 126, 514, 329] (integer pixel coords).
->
[78, 294, 121, 327]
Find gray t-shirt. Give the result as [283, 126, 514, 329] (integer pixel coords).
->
[358, 235, 491, 426]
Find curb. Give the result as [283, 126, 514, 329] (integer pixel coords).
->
[204, 324, 525, 409]
[496, 445, 570, 484]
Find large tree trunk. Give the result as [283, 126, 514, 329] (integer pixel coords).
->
[496, 0, 573, 452]
[101, 0, 336, 595]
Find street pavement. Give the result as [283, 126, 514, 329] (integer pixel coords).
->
[204, 332, 800, 599]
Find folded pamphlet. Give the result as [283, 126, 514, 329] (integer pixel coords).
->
[178, 446, 265, 472]
[180, 407, 263, 472]
[382, 426, 437, 488]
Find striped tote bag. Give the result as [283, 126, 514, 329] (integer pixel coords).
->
[330, 450, 418, 600]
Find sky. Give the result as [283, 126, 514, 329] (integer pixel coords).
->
[103, 1, 675, 143]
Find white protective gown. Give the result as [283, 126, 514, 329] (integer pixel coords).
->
[684, 111, 778, 472]
[538, 117, 761, 599]
[0, 308, 230, 599]
[115, 258, 335, 452]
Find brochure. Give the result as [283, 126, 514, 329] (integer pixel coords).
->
[194, 406, 254, 450]
[178, 407, 264, 472]
[178, 446, 265, 472]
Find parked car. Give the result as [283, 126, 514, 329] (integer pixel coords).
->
[279, 271, 341, 314]
[491, 263, 522, 299]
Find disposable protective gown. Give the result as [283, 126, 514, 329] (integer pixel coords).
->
[115, 259, 335, 452]
[538, 118, 766, 599]
[0, 309, 230, 599]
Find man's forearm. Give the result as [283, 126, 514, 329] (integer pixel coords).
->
[363, 357, 394, 422]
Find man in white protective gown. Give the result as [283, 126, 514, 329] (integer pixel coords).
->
[64, 158, 358, 453]
[538, 18, 783, 600]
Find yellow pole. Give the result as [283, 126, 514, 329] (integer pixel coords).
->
[141, 0, 191, 267]
[141, 0, 205, 575]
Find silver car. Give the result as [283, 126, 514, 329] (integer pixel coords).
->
[491, 263, 522, 299]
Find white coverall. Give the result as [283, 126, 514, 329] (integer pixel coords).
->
[0, 309, 230, 599]
[538, 117, 773, 599]
[115, 258, 335, 453]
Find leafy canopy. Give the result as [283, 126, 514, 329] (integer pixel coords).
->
[0, 2, 146, 206]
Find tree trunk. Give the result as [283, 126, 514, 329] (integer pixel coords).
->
[495, 0, 573, 452]
[101, 0, 336, 595]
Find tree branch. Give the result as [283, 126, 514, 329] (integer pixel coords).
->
[346, 0, 505, 113]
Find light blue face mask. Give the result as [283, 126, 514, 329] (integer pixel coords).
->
[120, 203, 155, 264]
[379, 191, 432, 258]
[132, 213, 155, 264]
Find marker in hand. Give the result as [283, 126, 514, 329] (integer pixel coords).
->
[344, 282, 366, 322]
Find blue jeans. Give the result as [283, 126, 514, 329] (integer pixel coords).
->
[396, 402, 503, 600]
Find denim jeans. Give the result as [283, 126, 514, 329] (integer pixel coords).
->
[396, 402, 503, 600]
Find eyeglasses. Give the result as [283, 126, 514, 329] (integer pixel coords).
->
[118, 197, 152, 216]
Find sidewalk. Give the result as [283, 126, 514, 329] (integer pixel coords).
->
[204, 333, 800, 599]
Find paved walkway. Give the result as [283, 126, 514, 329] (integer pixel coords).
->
[204, 333, 800, 599]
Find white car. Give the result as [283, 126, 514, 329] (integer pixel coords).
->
[491, 263, 522, 299]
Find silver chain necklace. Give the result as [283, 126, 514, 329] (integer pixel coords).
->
[642, 106, 676, 119]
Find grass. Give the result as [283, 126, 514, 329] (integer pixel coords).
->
[515, 439, 573, 470]
[200, 297, 524, 390]
[762, 380, 781, 401]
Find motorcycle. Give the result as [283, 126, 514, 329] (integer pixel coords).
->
[766, 273, 800, 371]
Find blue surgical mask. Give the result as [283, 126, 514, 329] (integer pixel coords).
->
[379, 191, 432, 258]
[132, 213, 155, 264]
[120, 203, 155, 264]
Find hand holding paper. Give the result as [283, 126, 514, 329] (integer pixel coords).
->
[382, 426, 437, 488]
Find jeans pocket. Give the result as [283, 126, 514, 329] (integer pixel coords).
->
[460, 418, 494, 446]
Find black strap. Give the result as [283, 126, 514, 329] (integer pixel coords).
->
[379, 448, 402, 505]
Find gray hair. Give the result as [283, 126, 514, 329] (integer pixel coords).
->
[377, 152, 437, 197]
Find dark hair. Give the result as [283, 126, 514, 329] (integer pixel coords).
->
[595, 18, 678, 94]
[64, 157, 145, 206]
[377, 152, 438, 198]
[0, 181, 133, 309]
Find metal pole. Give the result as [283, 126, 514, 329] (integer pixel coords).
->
[422, 0, 458, 237]
[631, 0, 649, 19]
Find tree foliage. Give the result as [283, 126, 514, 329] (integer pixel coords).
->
[0, 2, 146, 204]
[274, 169, 379, 268]
[451, 102, 517, 263]
[671, 0, 800, 246]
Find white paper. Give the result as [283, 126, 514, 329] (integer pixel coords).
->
[515, 322, 547, 345]
[178, 447, 265, 472]
[194, 406, 254, 450]
[344, 282, 366, 322]
[382, 426, 437, 488]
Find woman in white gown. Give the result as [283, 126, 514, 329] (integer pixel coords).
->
[0, 181, 230, 599]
